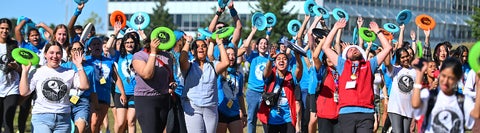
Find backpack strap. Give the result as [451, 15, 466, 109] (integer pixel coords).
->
[422, 89, 438, 133]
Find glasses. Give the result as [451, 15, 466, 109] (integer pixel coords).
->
[72, 48, 83, 52]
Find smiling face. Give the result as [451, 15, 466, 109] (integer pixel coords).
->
[226, 48, 236, 67]
[45, 45, 62, 68]
[399, 51, 411, 68]
[194, 40, 207, 61]
[28, 30, 40, 46]
[275, 53, 288, 71]
[257, 38, 268, 54]
[124, 38, 135, 53]
[438, 45, 448, 61]
[55, 28, 67, 44]
[0, 23, 9, 40]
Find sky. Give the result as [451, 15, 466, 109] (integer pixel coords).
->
[0, 0, 108, 34]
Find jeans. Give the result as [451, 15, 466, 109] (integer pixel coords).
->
[183, 100, 218, 133]
[31, 113, 71, 133]
[246, 89, 262, 133]
[71, 97, 90, 124]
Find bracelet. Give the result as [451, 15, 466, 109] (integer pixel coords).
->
[376, 30, 383, 35]
[230, 8, 238, 17]
[266, 31, 272, 36]
[216, 11, 222, 16]
[77, 67, 84, 71]
[414, 83, 422, 89]
[149, 53, 156, 57]
[74, 8, 82, 16]
[110, 34, 116, 38]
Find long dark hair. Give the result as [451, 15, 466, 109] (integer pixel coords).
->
[394, 47, 409, 65]
[433, 41, 451, 66]
[120, 32, 141, 58]
[0, 18, 19, 84]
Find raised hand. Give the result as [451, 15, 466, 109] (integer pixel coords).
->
[228, 0, 234, 9]
[72, 50, 84, 67]
[113, 21, 122, 35]
[334, 18, 347, 29]
[369, 21, 381, 33]
[78, 3, 85, 10]
[410, 31, 416, 41]
[150, 38, 160, 53]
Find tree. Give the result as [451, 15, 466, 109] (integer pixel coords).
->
[83, 12, 104, 32]
[467, 6, 480, 40]
[246, 0, 299, 43]
[148, 0, 175, 33]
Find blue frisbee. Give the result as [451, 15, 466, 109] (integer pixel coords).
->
[332, 8, 349, 21]
[313, 5, 329, 19]
[251, 12, 267, 31]
[74, 0, 88, 5]
[287, 20, 302, 36]
[130, 12, 150, 30]
[218, 0, 231, 9]
[383, 23, 400, 33]
[198, 27, 212, 38]
[304, 0, 317, 16]
[396, 9, 412, 25]
[264, 12, 277, 27]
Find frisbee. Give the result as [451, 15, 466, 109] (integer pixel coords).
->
[218, 0, 231, 9]
[468, 41, 480, 72]
[383, 23, 400, 33]
[198, 27, 212, 38]
[284, 39, 307, 57]
[251, 12, 267, 31]
[80, 23, 93, 43]
[380, 29, 393, 40]
[74, 0, 88, 4]
[313, 5, 329, 19]
[416, 41, 423, 58]
[312, 28, 329, 39]
[264, 12, 277, 27]
[211, 27, 235, 40]
[150, 27, 176, 50]
[109, 10, 127, 29]
[130, 12, 150, 30]
[304, 0, 317, 16]
[359, 27, 376, 42]
[12, 48, 40, 66]
[332, 8, 349, 21]
[415, 14, 436, 30]
[287, 20, 301, 36]
[396, 9, 412, 25]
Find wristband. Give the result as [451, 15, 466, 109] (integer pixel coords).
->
[230, 8, 238, 17]
[74, 8, 82, 16]
[266, 31, 271, 36]
[216, 11, 222, 16]
[376, 30, 383, 35]
[149, 54, 156, 57]
[77, 67, 84, 71]
[414, 83, 422, 89]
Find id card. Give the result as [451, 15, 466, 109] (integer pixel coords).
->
[100, 77, 106, 84]
[227, 99, 233, 108]
[70, 95, 80, 104]
[346, 81, 356, 89]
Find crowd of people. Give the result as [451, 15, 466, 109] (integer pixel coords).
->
[0, 1, 479, 133]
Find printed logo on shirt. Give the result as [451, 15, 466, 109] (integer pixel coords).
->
[222, 77, 239, 99]
[41, 77, 68, 102]
[398, 74, 414, 93]
[432, 109, 462, 133]
[94, 63, 111, 81]
[120, 60, 135, 78]
[254, 62, 266, 81]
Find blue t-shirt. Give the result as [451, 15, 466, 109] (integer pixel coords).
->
[308, 65, 328, 95]
[60, 61, 95, 97]
[265, 73, 292, 124]
[115, 54, 136, 95]
[20, 41, 46, 54]
[381, 64, 393, 95]
[247, 55, 268, 92]
[85, 55, 115, 104]
[292, 49, 314, 91]
[172, 51, 185, 95]
[246, 51, 259, 63]
[217, 70, 244, 117]
[336, 56, 378, 114]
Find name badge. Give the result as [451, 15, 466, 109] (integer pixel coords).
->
[70, 95, 80, 104]
[346, 81, 356, 89]
[227, 99, 233, 108]
[100, 77, 107, 85]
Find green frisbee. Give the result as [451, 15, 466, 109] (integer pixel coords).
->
[468, 41, 480, 72]
[211, 27, 234, 40]
[150, 27, 176, 50]
[416, 41, 423, 58]
[12, 48, 40, 66]
[359, 27, 376, 42]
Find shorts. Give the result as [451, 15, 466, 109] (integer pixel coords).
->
[114, 93, 135, 108]
[71, 97, 90, 124]
[218, 112, 240, 124]
[307, 94, 317, 112]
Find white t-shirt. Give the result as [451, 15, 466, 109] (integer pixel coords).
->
[373, 68, 382, 96]
[28, 66, 80, 114]
[0, 43, 19, 97]
[463, 69, 476, 129]
[387, 65, 416, 118]
[415, 89, 464, 133]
